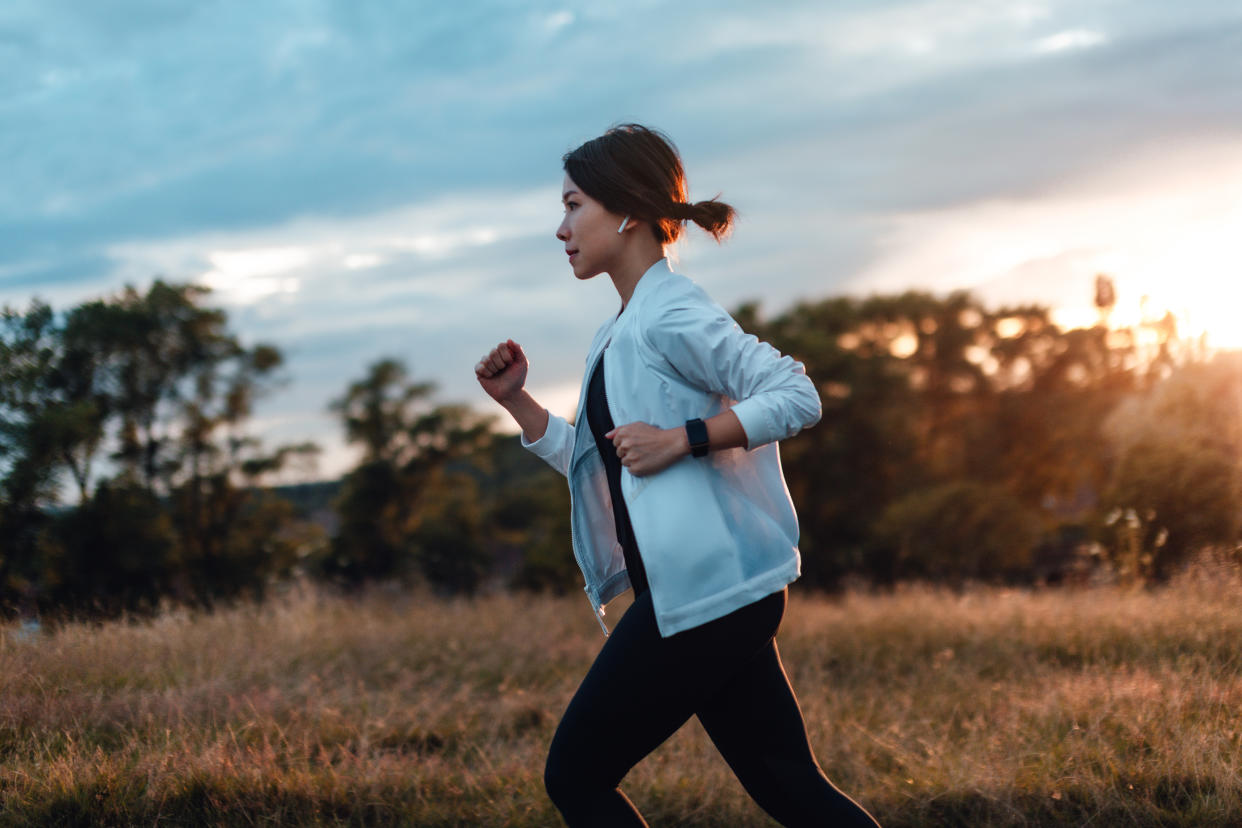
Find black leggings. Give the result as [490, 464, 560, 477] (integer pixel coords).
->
[543, 587, 881, 827]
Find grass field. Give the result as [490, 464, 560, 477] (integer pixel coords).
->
[2, 569, 1241, 827]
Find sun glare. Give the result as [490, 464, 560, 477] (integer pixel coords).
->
[1139, 220, 1242, 351]
[849, 138, 1242, 352]
[1066, 208, 1242, 350]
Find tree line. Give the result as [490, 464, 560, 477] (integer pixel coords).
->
[2, 277, 1239, 621]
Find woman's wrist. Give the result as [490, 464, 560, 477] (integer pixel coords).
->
[500, 390, 548, 443]
[498, 387, 533, 411]
[672, 425, 692, 457]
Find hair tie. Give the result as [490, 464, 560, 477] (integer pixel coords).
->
[671, 202, 695, 221]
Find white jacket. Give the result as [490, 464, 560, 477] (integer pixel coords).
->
[521, 258, 822, 637]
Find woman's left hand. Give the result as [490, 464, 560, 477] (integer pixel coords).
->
[605, 422, 688, 477]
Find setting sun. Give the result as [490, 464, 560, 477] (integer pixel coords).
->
[848, 138, 1242, 353]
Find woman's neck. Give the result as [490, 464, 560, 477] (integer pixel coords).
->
[609, 241, 668, 312]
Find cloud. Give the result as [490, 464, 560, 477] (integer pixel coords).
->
[841, 137, 1242, 347]
[542, 10, 574, 33]
[99, 185, 557, 303]
[1034, 28, 1107, 53]
[84, 182, 603, 474]
[4, 0, 1242, 481]
[199, 248, 309, 305]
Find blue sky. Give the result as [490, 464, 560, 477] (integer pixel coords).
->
[3, 1, 1241, 482]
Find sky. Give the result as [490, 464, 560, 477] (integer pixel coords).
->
[3, 0, 1241, 484]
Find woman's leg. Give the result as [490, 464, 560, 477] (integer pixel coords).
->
[695, 637, 881, 827]
[544, 588, 784, 827]
[543, 589, 696, 827]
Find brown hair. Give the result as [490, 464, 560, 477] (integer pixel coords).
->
[562, 123, 736, 244]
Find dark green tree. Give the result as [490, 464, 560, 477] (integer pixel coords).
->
[484, 434, 575, 594]
[1, 282, 321, 618]
[872, 480, 1044, 584]
[0, 300, 69, 614]
[323, 358, 494, 591]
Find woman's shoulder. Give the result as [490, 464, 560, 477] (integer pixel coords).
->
[646, 268, 721, 316]
[635, 270, 740, 353]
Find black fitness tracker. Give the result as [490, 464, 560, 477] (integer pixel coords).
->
[685, 418, 710, 458]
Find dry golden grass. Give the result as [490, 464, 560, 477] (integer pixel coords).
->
[2, 569, 1241, 826]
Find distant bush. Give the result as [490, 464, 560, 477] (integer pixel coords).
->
[48, 481, 179, 617]
[872, 481, 1043, 583]
[1103, 355, 1242, 580]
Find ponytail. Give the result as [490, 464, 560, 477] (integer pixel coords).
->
[671, 198, 736, 242]
[564, 124, 738, 245]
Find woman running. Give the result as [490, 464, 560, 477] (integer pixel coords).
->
[475, 123, 880, 827]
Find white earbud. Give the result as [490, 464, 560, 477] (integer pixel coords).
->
[617, 216, 630, 234]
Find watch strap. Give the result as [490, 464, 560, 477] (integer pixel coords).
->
[685, 418, 710, 458]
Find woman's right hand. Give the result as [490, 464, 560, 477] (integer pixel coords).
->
[475, 338, 528, 404]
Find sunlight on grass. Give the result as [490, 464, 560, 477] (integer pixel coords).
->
[2, 573, 1241, 826]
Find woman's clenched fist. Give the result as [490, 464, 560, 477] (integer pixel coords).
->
[475, 338, 528, 404]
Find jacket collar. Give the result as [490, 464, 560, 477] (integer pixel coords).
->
[616, 256, 673, 324]
[580, 256, 676, 412]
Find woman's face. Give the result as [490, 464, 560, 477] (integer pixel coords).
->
[556, 173, 627, 280]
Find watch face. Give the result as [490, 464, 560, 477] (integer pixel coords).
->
[686, 418, 709, 456]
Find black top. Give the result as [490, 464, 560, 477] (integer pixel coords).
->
[585, 351, 650, 598]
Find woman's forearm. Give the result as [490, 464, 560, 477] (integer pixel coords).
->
[661, 409, 750, 463]
[608, 409, 749, 477]
[705, 409, 748, 452]
[500, 389, 550, 444]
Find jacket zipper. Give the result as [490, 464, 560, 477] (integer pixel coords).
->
[573, 498, 609, 636]
[571, 345, 612, 637]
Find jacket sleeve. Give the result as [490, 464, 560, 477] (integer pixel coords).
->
[642, 289, 822, 450]
[520, 409, 575, 478]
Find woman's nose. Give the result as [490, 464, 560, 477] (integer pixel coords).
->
[555, 223, 568, 242]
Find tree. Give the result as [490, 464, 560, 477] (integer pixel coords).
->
[743, 295, 918, 586]
[739, 284, 1170, 587]
[1102, 354, 1242, 580]
[46, 480, 179, 617]
[1, 282, 322, 618]
[0, 300, 75, 614]
[871, 481, 1044, 584]
[322, 358, 495, 591]
[485, 434, 575, 594]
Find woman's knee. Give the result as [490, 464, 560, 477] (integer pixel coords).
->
[544, 729, 624, 813]
[544, 731, 596, 809]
